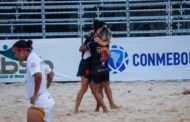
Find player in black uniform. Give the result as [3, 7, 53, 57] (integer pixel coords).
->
[86, 26, 111, 112]
[94, 27, 121, 111]
[85, 26, 121, 112]
[74, 20, 102, 113]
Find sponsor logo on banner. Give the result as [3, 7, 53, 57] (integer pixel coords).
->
[133, 52, 190, 66]
[109, 45, 190, 74]
[108, 45, 129, 74]
[0, 44, 54, 80]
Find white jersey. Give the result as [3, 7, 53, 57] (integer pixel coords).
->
[25, 52, 48, 103]
[25, 52, 55, 122]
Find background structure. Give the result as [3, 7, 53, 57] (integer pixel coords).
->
[0, 0, 190, 40]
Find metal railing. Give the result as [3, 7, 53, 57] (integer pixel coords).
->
[0, 0, 190, 40]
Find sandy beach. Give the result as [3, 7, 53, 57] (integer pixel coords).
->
[0, 81, 190, 122]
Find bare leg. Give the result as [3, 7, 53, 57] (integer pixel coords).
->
[89, 81, 101, 112]
[74, 77, 89, 113]
[27, 108, 44, 122]
[104, 81, 121, 109]
[95, 82, 104, 112]
[91, 81, 108, 113]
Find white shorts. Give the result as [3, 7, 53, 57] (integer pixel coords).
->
[28, 92, 55, 122]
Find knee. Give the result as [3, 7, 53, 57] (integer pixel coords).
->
[80, 85, 88, 93]
[104, 82, 110, 88]
[91, 88, 100, 95]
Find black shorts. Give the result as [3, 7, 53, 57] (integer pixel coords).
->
[92, 74, 109, 84]
[91, 64, 109, 84]
[77, 57, 91, 79]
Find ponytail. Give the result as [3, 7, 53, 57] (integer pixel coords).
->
[27, 40, 33, 50]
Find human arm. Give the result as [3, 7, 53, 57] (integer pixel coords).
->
[98, 47, 111, 56]
[46, 70, 54, 89]
[95, 37, 111, 56]
[79, 44, 88, 52]
[30, 72, 42, 104]
[28, 58, 42, 105]
[87, 30, 94, 37]
[94, 37, 110, 46]
[43, 63, 54, 88]
[79, 30, 95, 52]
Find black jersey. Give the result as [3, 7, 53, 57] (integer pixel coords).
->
[87, 40, 109, 83]
[77, 32, 95, 78]
[87, 41, 109, 66]
[83, 32, 96, 45]
[81, 32, 96, 59]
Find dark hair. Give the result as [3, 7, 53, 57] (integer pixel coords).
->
[93, 19, 99, 27]
[93, 19, 99, 32]
[13, 39, 33, 51]
[93, 20, 106, 32]
[97, 21, 106, 28]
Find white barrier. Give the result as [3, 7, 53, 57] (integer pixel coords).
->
[0, 36, 190, 83]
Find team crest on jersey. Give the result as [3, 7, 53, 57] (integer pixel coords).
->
[30, 63, 37, 68]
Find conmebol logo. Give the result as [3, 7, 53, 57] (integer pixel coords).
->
[108, 45, 129, 74]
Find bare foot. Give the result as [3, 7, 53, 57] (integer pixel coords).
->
[103, 109, 109, 113]
[95, 108, 99, 112]
[110, 104, 122, 109]
[73, 110, 79, 114]
[102, 106, 109, 113]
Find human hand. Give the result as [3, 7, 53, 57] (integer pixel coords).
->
[30, 94, 38, 105]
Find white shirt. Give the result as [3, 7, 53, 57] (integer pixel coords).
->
[25, 52, 48, 106]
[83, 50, 91, 59]
[43, 62, 52, 75]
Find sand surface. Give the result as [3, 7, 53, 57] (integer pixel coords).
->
[0, 81, 190, 122]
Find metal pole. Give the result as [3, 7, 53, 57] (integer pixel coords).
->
[170, 2, 173, 36]
[96, 0, 101, 19]
[79, 2, 84, 44]
[41, 0, 46, 39]
[166, 0, 172, 36]
[126, 0, 130, 37]
[10, 20, 14, 34]
[177, 1, 183, 32]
